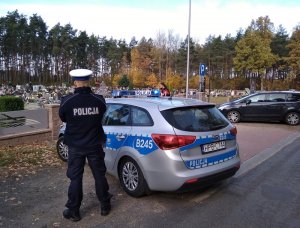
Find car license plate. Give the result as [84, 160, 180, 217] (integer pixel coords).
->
[202, 141, 226, 154]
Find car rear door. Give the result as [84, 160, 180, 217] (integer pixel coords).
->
[262, 93, 287, 120]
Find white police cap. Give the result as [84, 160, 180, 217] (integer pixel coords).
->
[69, 69, 93, 81]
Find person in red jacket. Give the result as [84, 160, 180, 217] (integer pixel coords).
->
[159, 82, 170, 96]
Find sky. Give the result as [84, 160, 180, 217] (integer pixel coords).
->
[0, 0, 300, 44]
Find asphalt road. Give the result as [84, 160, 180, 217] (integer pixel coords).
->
[144, 130, 300, 228]
[235, 122, 300, 162]
[0, 122, 299, 227]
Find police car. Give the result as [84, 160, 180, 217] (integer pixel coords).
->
[57, 97, 240, 197]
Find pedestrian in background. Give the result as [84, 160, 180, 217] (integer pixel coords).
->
[159, 82, 170, 96]
[59, 69, 112, 222]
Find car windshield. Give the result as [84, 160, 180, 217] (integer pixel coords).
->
[161, 106, 229, 132]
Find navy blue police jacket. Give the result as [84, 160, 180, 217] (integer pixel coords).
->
[59, 87, 106, 150]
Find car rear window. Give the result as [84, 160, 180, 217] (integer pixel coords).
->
[161, 106, 229, 132]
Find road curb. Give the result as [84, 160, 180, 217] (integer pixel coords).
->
[235, 131, 300, 178]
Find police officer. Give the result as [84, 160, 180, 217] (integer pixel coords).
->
[59, 69, 112, 222]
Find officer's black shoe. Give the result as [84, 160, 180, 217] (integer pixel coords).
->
[101, 193, 113, 216]
[63, 209, 81, 222]
[101, 204, 111, 216]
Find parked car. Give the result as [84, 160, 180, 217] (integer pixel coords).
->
[56, 123, 68, 161]
[218, 91, 300, 125]
[57, 97, 240, 197]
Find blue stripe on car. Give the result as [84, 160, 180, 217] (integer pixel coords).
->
[185, 150, 237, 169]
[105, 133, 158, 155]
[106, 131, 236, 156]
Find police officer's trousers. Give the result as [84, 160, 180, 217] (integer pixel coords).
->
[66, 146, 110, 211]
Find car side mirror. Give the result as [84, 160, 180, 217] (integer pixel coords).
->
[246, 100, 251, 105]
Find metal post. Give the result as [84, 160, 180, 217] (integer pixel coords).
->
[185, 0, 191, 98]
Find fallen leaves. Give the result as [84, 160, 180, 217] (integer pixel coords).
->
[0, 141, 63, 179]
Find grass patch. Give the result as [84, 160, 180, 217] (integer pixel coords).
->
[0, 153, 14, 167]
[209, 96, 229, 104]
[208, 96, 242, 104]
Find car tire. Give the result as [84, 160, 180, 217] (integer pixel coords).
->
[227, 110, 241, 123]
[56, 136, 68, 162]
[285, 112, 300, 125]
[118, 157, 151, 197]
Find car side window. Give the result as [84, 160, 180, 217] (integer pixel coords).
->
[267, 93, 286, 102]
[102, 104, 130, 126]
[131, 107, 153, 126]
[287, 93, 300, 102]
[249, 94, 266, 102]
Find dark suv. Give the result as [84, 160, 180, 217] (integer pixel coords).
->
[218, 91, 300, 125]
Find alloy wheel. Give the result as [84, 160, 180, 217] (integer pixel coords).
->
[122, 161, 139, 191]
[227, 111, 240, 123]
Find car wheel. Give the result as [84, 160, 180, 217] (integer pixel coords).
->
[56, 136, 68, 162]
[285, 112, 300, 125]
[118, 157, 151, 197]
[227, 110, 241, 123]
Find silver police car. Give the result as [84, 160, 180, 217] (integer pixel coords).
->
[57, 97, 240, 197]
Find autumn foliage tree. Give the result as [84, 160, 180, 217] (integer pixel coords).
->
[145, 73, 159, 88]
[286, 25, 300, 89]
[189, 75, 200, 90]
[0, 11, 299, 91]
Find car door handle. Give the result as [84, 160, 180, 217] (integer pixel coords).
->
[116, 135, 126, 140]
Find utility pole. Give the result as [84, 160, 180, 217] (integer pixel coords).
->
[185, 0, 191, 98]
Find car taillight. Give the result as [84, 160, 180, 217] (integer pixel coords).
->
[151, 134, 196, 150]
[230, 127, 237, 135]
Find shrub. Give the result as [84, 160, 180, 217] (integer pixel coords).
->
[0, 96, 24, 111]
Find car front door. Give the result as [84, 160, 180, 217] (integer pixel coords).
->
[238, 94, 268, 120]
[102, 104, 131, 171]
